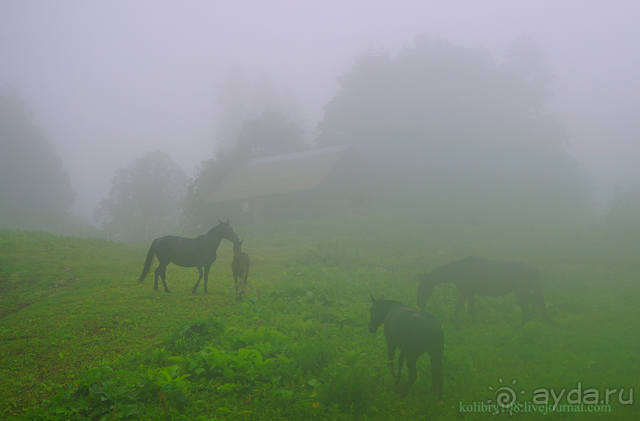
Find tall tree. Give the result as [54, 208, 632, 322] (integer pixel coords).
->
[221, 111, 305, 162]
[96, 151, 187, 242]
[0, 88, 75, 230]
[317, 36, 589, 221]
[215, 69, 302, 151]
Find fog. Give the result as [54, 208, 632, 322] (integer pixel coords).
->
[3, 5, 640, 416]
[1, 0, 639, 223]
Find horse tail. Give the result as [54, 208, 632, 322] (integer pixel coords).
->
[138, 240, 156, 282]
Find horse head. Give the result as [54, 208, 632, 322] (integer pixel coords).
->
[208, 219, 240, 245]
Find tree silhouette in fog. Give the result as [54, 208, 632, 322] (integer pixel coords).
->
[0, 88, 75, 230]
[215, 70, 302, 151]
[96, 151, 187, 241]
[318, 36, 589, 222]
[224, 111, 305, 161]
[185, 111, 306, 229]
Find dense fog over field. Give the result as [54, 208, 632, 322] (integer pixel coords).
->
[3, 3, 640, 418]
[1, 0, 639, 233]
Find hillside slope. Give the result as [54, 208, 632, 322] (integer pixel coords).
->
[1, 223, 639, 419]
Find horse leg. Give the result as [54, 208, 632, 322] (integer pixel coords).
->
[406, 354, 418, 391]
[386, 340, 397, 378]
[203, 262, 213, 293]
[154, 263, 168, 292]
[153, 265, 161, 291]
[191, 267, 203, 294]
[396, 350, 405, 384]
[159, 264, 170, 293]
[241, 267, 249, 300]
[234, 275, 239, 300]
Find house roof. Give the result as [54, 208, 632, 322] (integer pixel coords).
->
[209, 145, 350, 203]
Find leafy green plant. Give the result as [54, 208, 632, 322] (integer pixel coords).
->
[293, 340, 332, 375]
[165, 319, 223, 354]
[319, 364, 377, 414]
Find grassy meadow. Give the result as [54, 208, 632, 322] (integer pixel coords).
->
[0, 217, 639, 419]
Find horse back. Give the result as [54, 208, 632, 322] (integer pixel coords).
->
[437, 257, 539, 296]
[153, 235, 215, 267]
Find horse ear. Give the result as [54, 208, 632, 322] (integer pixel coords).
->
[370, 294, 376, 303]
[239, 239, 243, 245]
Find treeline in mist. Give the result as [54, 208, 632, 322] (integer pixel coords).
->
[2, 37, 639, 241]
[0, 88, 89, 235]
[317, 37, 589, 222]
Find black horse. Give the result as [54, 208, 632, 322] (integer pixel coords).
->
[138, 220, 240, 293]
[369, 296, 444, 399]
[417, 256, 551, 324]
[231, 239, 250, 300]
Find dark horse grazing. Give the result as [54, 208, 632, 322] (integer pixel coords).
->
[231, 240, 250, 300]
[417, 256, 551, 324]
[138, 220, 240, 293]
[369, 296, 444, 399]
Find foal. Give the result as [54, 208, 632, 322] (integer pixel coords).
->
[232, 240, 250, 300]
[369, 295, 444, 398]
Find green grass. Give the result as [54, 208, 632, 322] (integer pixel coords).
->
[1, 218, 639, 419]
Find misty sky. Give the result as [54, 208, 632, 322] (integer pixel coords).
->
[1, 0, 639, 219]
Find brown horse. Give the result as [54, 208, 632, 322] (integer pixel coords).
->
[138, 220, 240, 293]
[232, 240, 250, 300]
